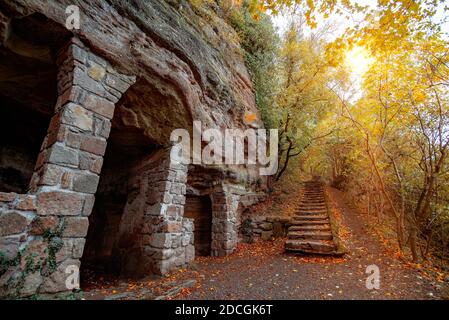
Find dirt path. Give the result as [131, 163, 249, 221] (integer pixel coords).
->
[177, 187, 440, 300]
[83, 187, 441, 300]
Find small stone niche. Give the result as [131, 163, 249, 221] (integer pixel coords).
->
[184, 195, 213, 256]
[81, 123, 157, 276]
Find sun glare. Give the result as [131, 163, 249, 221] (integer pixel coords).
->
[345, 46, 374, 77]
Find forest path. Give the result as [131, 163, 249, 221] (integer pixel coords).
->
[178, 187, 440, 300]
[83, 187, 441, 300]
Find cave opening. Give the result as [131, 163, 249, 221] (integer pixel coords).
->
[0, 13, 71, 193]
[79, 52, 194, 284]
[184, 195, 213, 256]
[80, 76, 187, 282]
[81, 124, 157, 279]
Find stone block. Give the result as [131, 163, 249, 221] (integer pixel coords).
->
[20, 272, 43, 297]
[40, 259, 80, 293]
[37, 191, 84, 216]
[162, 192, 173, 204]
[0, 192, 16, 203]
[82, 194, 95, 216]
[15, 195, 36, 211]
[72, 172, 99, 194]
[182, 219, 194, 232]
[55, 239, 73, 262]
[170, 183, 184, 195]
[150, 233, 171, 249]
[72, 45, 87, 63]
[174, 254, 186, 267]
[61, 172, 73, 189]
[79, 152, 103, 174]
[146, 203, 163, 216]
[80, 136, 107, 156]
[175, 171, 187, 183]
[105, 73, 131, 93]
[87, 52, 107, 67]
[38, 164, 64, 186]
[181, 234, 191, 246]
[185, 245, 195, 262]
[171, 236, 181, 249]
[62, 217, 89, 237]
[0, 236, 20, 259]
[164, 222, 182, 233]
[87, 64, 106, 81]
[172, 195, 185, 205]
[55, 85, 84, 110]
[0, 211, 28, 236]
[72, 238, 86, 258]
[65, 131, 82, 148]
[166, 205, 179, 218]
[61, 103, 93, 132]
[93, 117, 112, 138]
[29, 216, 59, 235]
[83, 94, 115, 119]
[152, 248, 174, 260]
[48, 144, 79, 166]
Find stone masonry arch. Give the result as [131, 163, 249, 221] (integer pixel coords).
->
[0, 36, 135, 297]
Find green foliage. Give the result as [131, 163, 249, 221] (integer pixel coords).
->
[1, 218, 66, 298]
[0, 250, 21, 277]
[227, 1, 281, 128]
[42, 219, 66, 275]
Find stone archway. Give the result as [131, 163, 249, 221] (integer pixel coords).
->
[0, 29, 135, 297]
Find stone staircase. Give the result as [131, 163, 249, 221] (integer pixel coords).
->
[285, 180, 338, 255]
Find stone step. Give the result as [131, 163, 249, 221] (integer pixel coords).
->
[295, 209, 327, 215]
[298, 205, 326, 209]
[288, 219, 330, 231]
[289, 224, 331, 232]
[293, 215, 328, 221]
[293, 216, 329, 222]
[302, 201, 324, 204]
[285, 239, 336, 254]
[297, 205, 326, 209]
[288, 231, 333, 241]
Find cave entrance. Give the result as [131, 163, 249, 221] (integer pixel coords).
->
[184, 195, 213, 256]
[81, 125, 157, 279]
[0, 13, 71, 193]
[0, 96, 51, 193]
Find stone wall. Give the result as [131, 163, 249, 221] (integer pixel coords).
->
[115, 148, 194, 276]
[0, 37, 135, 297]
[240, 215, 292, 243]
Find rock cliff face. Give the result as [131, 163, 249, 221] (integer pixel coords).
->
[2, 0, 260, 135]
[0, 0, 267, 297]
